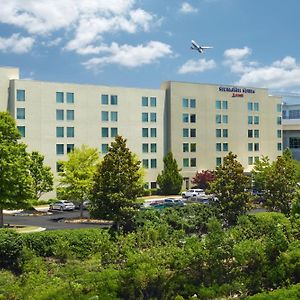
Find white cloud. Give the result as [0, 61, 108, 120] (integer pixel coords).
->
[180, 2, 198, 13]
[178, 58, 216, 74]
[0, 33, 34, 54]
[83, 41, 172, 69]
[224, 47, 251, 61]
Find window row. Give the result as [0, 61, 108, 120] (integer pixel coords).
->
[183, 143, 196, 152]
[216, 114, 228, 124]
[56, 109, 74, 121]
[142, 128, 157, 138]
[102, 127, 118, 138]
[56, 144, 75, 155]
[248, 156, 260, 165]
[248, 102, 259, 111]
[216, 143, 228, 152]
[101, 94, 118, 105]
[248, 116, 259, 125]
[183, 128, 196, 138]
[216, 100, 228, 110]
[182, 98, 196, 108]
[182, 113, 196, 123]
[56, 126, 74, 138]
[142, 112, 157, 122]
[216, 128, 228, 138]
[248, 129, 260, 138]
[142, 143, 157, 153]
[142, 96, 157, 107]
[144, 182, 157, 189]
[101, 111, 118, 122]
[289, 138, 300, 149]
[142, 159, 157, 169]
[248, 143, 260, 151]
[56, 92, 74, 104]
[183, 158, 197, 168]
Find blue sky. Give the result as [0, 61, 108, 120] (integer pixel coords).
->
[0, 0, 300, 94]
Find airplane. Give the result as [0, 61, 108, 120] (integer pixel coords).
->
[191, 40, 213, 53]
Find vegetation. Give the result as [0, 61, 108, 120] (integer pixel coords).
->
[156, 151, 183, 195]
[191, 169, 215, 190]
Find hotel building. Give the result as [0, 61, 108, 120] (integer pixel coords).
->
[0, 66, 282, 194]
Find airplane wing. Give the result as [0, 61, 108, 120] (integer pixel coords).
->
[201, 46, 213, 49]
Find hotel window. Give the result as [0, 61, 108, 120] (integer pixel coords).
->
[56, 162, 63, 172]
[216, 114, 222, 124]
[67, 127, 74, 138]
[289, 138, 300, 149]
[248, 157, 253, 165]
[142, 143, 149, 153]
[182, 98, 189, 108]
[102, 127, 109, 138]
[101, 111, 109, 121]
[277, 104, 282, 113]
[254, 129, 259, 138]
[111, 111, 118, 122]
[248, 102, 253, 111]
[190, 158, 196, 167]
[222, 100, 228, 109]
[67, 144, 74, 153]
[56, 92, 64, 103]
[111, 95, 118, 105]
[248, 130, 253, 138]
[216, 157, 222, 166]
[190, 99, 196, 108]
[277, 116, 282, 125]
[17, 126, 25, 137]
[56, 144, 64, 155]
[150, 128, 157, 137]
[248, 116, 253, 125]
[66, 92, 74, 104]
[223, 129, 228, 138]
[150, 97, 157, 107]
[216, 129, 221, 138]
[16, 108, 25, 119]
[190, 114, 196, 123]
[223, 143, 228, 152]
[277, 130, 282, 138]
[56, 127, 64, 138]
[216, 100, 222, 109]
[142, 113, 148, 122]
[191, 143, 196, 152]
[277, 143, 282, 151]
[254, 143, 259, 151]
[151, 182, 157, 189]
[254, 102, 259, 111]
[222, 115, 228, 124]
[142, 96, 148, 106]
[101, 144, 109, 154]
[67, 110, 74, 121]
[142, 159, 149, 169]
[101, 94, 109, 105]
[150, 112, 157, 122]
[183, 143, 189, 152]
[183, 158, 189, 167]
[254, 116, 259, 125]
[150, 159, 157, 168]
[216, 143, 222, 152]
[56, 109, 64, 120]
[190, 128, 196, 137]
[182, 113, 189, 123]
[255, 157, 259, 163]
[111, 127, 118, 137]
[142, 128, 148, 137]
[248, 143, 253, 151]
[183, 128, 189, 137]
[151, 143, 157, 153]
[16, 89, 25, 101]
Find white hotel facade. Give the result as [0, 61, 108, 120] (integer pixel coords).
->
[0, 66, 282, 193]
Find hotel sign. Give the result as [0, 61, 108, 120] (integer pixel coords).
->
[218, 86, 255, 98]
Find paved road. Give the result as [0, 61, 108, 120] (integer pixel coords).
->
[3, 210, 109, 231]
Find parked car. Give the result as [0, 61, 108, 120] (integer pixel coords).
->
[182, 189, 205, 198]
[49, 200, 75, 211]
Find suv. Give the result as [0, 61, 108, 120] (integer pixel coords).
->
[182, 189, 205, 198]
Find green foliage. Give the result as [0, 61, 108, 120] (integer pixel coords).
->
[29, 151, 54, 199]
[156, 151, 183, 195]
[207, 152, 251, 225]
[91, 136, 143, 230]
[252, 156, 271, 192]
[191, 169, 215, 190]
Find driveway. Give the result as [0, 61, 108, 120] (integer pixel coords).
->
[3, 209, 110, 231]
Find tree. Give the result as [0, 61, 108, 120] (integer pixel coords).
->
[191, 169, 215, 190]
[91, 136, 143, 230]
[0, 112, 33, 227]
[264, 149, 297, 215]
[252, 156, 272, 193]
[156, 151, 183, 195]
[29, 151, 54, 199]
[207, 152, 251, 226]
[57, 145, 100, 217]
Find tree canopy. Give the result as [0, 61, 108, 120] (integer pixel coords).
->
[191, 169, 215, 190]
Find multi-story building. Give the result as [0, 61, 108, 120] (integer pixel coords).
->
[0, 66, 282, 195]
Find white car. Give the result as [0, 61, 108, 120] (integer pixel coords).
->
[49, 200, 75, 211]
[182, 189, 205, 198]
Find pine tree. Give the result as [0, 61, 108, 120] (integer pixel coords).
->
[156, 151, 183, 195]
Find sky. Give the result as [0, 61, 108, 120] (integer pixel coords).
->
[0, 0, 300, 96]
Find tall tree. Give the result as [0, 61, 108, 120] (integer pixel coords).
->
[0, 112, 33, 227]
[91, 136, 143, 230]
[191, 169, 215, 190]
[207, 152, 251, 226]
[252, 156, 272, 193]
[156, 151, 183, 195]
[57, 145, 100, 217]
[29, 151, 54, 199]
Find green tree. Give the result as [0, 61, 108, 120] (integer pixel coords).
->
[156, 151, 183, 195]
[252, 156, 272, 192]
[91, 136, 143, 230]
[57, 145, 100, 217]
[207, 152, 251, 226]
[0, 112, 33, 227]
[29, 151, 54, 199]
[264, 149, 297, 215]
